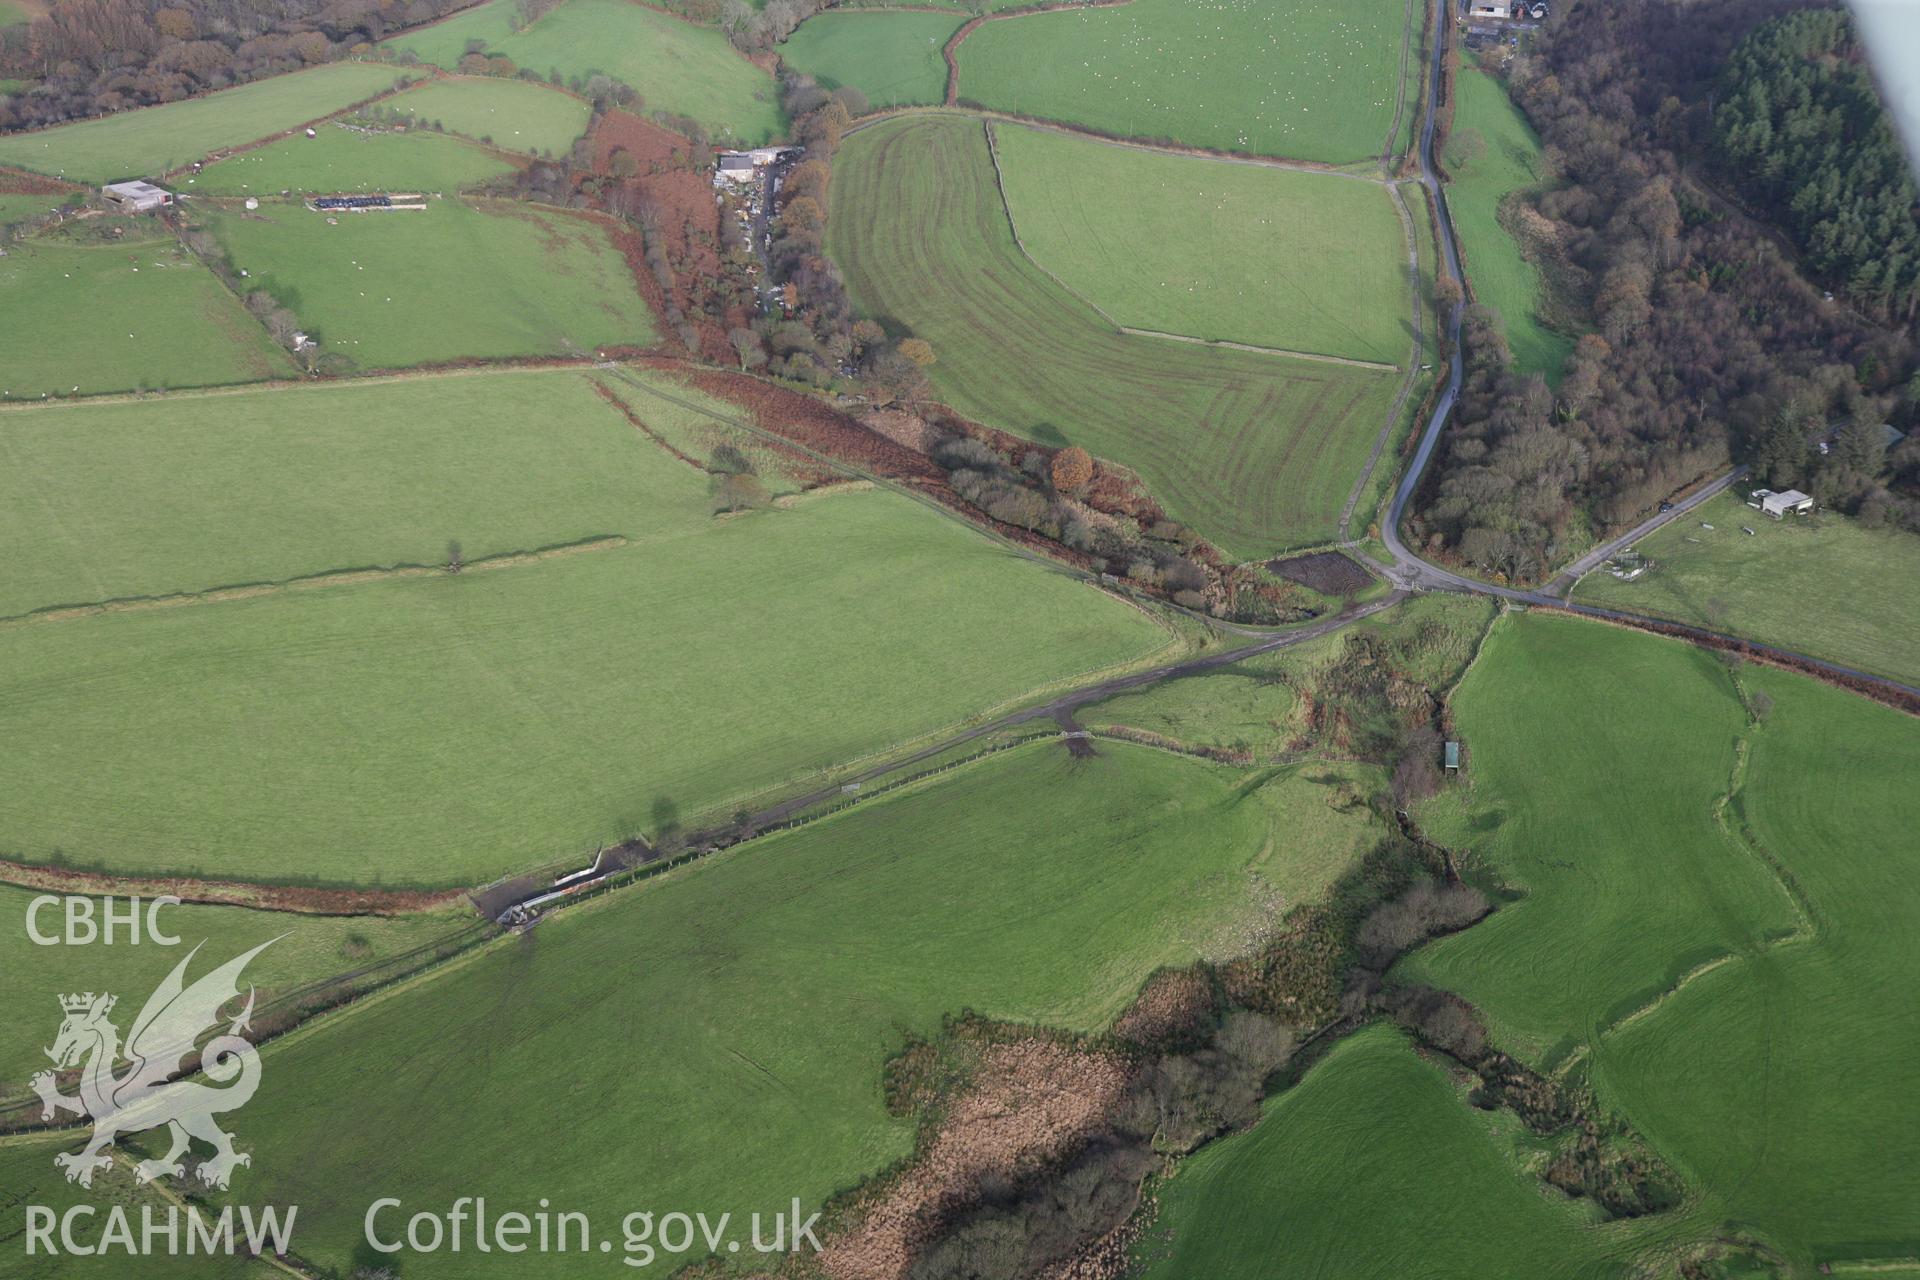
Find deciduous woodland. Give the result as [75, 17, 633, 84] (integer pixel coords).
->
[0, 0, 466, 129]
[1410, 0, 1920, 581]
[4, 0, 1920, 1276]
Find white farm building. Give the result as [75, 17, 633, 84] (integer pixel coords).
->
[1748, 488, 1814, 518]
[100, 180, 173, 213]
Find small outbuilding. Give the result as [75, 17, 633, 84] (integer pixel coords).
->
[100, 180, 173, 214]
[1444, 741, 1461, 772]
[1749, 488, 1813, 518]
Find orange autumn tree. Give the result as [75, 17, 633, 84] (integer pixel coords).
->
[1051, 446, 1093, 493]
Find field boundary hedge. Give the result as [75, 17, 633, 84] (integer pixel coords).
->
[859, 103, 1368, 175]
[0, 533, 627, 632]
[153, 75, 427, 182]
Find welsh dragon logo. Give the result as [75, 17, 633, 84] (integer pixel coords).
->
[31, 939, 276, 1191]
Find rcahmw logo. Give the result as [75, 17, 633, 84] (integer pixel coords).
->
[23, 937, 300, 1258]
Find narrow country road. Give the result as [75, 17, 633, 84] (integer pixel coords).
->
[1541, 467, 1746, 596]
[697, 592, 1410, 840]
[494, 3, 1917, 924]
[1375, 0, 1920, 701]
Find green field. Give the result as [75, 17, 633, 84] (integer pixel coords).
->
[0, 191, 63, 227]
[1404, 616, 1794, 1060]
[190, 125, 514, 195]
[1574, 492, 1920, 687]
[0, 369, 1165, 885]
[1592, 662, 1920, 1267]
[381, 0, 783, 144]
[831, 116, 1402, 557]
[1083, 594, 1494, 759]
[1, 1140, 259, 1280]
[0, 372, 674, 617]
[384, 77, 592, 154]
[0, 63, 411, 182]
[1409, 613, 1920, 1269]
[0, 1, 30, 27]
[993, 122, 1410, 362]
[203, 198, 655, 367]
[0, 231, 294, 398]
[1137, 1026, 1623, 1279]
[833, 0, 1030, 12]
[1445, 60, 1572, 378]
[954, 0, 1414, 163]
[219, 742, 1383, 1276]
[779, 10, 963, 109]
[0, 886, 467, 1083]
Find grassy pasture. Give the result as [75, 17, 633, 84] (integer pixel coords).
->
[830, 115, 1402, 557]
[0, 885, 467, 1083]
[1412, 613, 1920, 1268]
[1588, 664, 1920, 1268]
[0, 383, 1165, 884]
[190, 124, 514, 195]
[954, 0, 1413, 163]
[0, 2, 29, 26]
[1083, 594, 1493, 760]
[1446, 59, 1573, 378]
[0, 1140, 259, 1280]
[0, 371, 675, 617]
[0, 191, 65, 226]
[1573, 492, 1920, 687]
[833, 0, 1030, 12]
[1137, 1026, 1623, 1279]
[203, 198, 655, 367]
[1404, 615, 1797, 1061]
[779, 10, 963, 109]
[0, 230, 293, 398]
[993, 122, 1410, 362]
[223, 742, 1384, 1277]
[381, 0, 782, 144]
[0, 63, 411, 182]
[383, 77, 591, 154]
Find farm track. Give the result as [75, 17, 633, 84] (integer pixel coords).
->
[1336, 177, 1428, 541]
[1378, 0, 1423, 168]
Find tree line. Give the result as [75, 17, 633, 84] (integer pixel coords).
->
[1714, 9, 1920, 324]
[0, 0, 473, 132]
[1411, 0, 1919, 581]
